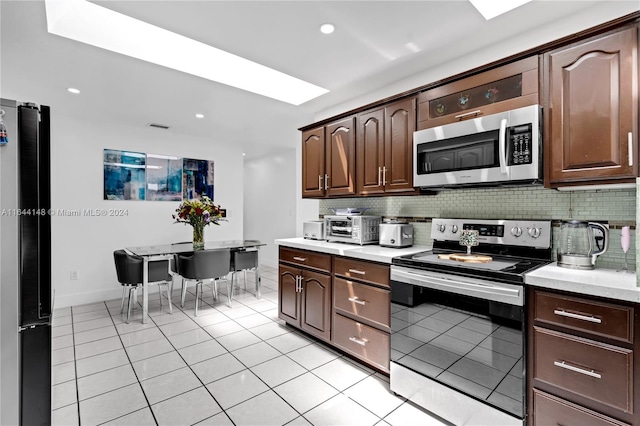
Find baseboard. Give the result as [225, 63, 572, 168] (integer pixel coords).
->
[53, 285, 164, 309]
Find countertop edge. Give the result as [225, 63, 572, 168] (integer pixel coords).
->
[274, 237, 430, 264]
[525, 263, 640, 303]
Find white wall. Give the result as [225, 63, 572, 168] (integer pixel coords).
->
[243, 149, 298, 268]
[51, 112, 244, 308]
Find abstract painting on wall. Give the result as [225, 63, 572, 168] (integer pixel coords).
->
[146, 153, 183, 201]
[103, 149, 146, 200]
[183, 158, 214, 200]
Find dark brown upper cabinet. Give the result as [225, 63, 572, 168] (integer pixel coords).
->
[543, 24, 639, 188]
[417, 56, 539, 130]
[356, 97, 417, 196]
[301, 118, 356, 198]
[325, 117, 356, 197]
[301, 126, 326, 198]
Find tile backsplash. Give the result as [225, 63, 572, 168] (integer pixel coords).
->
[320, 185, 636, 270]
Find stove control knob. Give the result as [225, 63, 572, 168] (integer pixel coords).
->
[528, 227, 541, 238]
[511, 226, 523, 237]
[451, 225, 458, 234]
[437, 224, 446, 233]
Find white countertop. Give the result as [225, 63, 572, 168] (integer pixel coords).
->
[274, 237, 430, 264]
[525, 262, 639, 303]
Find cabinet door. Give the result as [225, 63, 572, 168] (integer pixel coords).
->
[356, 108, 385, 195]
[301, 126, 326, 198]
[384, 98, 416, 193]
[278, 264, 301, 325]
[300, 270, 332, 342]
[325, 117, 356, 197]
[545, 26, 638, 186]
[417, 56, 539, 130]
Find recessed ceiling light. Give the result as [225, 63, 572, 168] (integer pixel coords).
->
[320, 23, 335, 34]
[195, 113, 204, 119]
[469, 0, 533, 20]
[67, 88, 80, 94]
[44, 0, 328, 105]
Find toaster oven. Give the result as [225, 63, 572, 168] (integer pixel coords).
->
[324, 215, 382, 245]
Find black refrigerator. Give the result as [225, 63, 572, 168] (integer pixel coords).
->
[0, 99, 52, 425]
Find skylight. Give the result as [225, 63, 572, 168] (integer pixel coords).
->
[469, 0, 533, 20]
[44, 0, 329, 105]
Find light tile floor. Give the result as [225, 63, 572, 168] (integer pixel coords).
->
[51, 265, 449, 426]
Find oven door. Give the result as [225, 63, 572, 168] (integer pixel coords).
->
[389, 266, 525, 425]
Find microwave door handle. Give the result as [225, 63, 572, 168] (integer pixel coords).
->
[499, 118, 508, 174]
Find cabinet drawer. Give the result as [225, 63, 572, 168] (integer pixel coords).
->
[332, 313, 390, 373]
[334, 277, 390, 330]
[533, 327, 633, 413]
[333, 257, 389, 287]
[535, 291, 633, 344]
[533, 389, 630, 426]
[279, 247, 331, 273]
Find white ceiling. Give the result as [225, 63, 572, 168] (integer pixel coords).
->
[1, 1, 638, 159]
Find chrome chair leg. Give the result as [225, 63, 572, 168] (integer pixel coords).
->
[194, 281, 202, 316]
[226, 277, 233, 308]
[256, 266, 261, 299]
[181, 279, 189, 308]
[120, 287, 128, 313]
[127, 286, 137, 324]
[166, 281, 173, 314]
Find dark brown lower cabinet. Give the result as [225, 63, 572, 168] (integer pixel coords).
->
[278, 263, 331, 342]
[528, 288, 639, 425]
[533, 389, 630, 426]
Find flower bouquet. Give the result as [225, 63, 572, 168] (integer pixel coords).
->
[173, 196, 224, 249]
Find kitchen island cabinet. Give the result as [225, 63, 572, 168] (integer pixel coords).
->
[543, 24, 639, 188]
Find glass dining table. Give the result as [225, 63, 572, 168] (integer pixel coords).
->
[125, 240, 265, 323]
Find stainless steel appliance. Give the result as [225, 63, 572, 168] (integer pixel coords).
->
[303, 220, 324, 240]
[413, 104, 542, 189]
[324, 215, 382, 245]
[390, 218, 552, 426]
[557, 220, 609, 270]
[0, 99, 52, 425]
[379, 221, 414, 248]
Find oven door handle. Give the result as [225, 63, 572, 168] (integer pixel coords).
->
[499, 118, 508, 175]
[391, 266, 523, 305]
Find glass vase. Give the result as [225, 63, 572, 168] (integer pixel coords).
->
[192, 224, 204, 250]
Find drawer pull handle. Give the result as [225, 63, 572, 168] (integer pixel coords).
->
[348, 269, 366, 275]
[349, 336, 368, 346]
[553, 309, 602, 324]
[348, 297, 366, 305]
[454, 110, 482, 120]
[554, 360, 601, 379]
[293, 256, 307, 262]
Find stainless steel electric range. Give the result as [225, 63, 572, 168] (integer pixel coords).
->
[390, 218, 552, 426]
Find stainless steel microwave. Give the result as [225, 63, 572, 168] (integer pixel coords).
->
[324, 215, 381, 245]
[413, 104, 542, 189]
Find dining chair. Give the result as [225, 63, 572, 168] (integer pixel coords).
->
[231, 248, 261, 299]
[177, 249, 233, 316]
[113, 249, 173, 323]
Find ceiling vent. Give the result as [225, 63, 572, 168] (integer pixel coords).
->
[147, 123, 170, 130]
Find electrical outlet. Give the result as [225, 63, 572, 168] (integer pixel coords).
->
[70, 270, 79, 280]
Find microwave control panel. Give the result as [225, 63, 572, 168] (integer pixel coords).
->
[507, 123, 532, 166]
